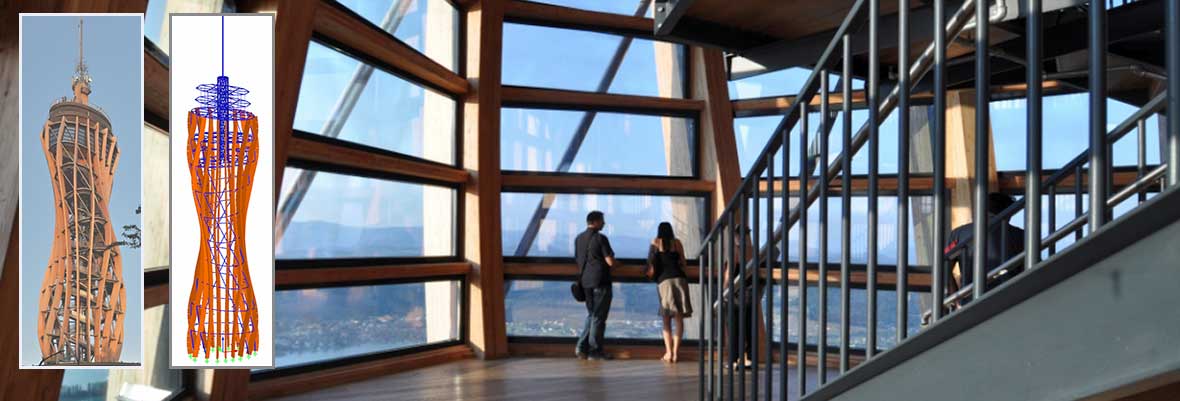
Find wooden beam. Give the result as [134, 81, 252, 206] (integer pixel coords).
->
[501, 173, 713, 194]
[143, 49, 168, 126]
[759, 175, 942, 195]
[503, 0, 653, 37]
[248, 344, 473, 399]
[276, 262, 470, 287]
[287, 136, 468, 184]
[314, 1, 468, 96]
[0, 209, 63, 400]
[694, 47, 742, 220]
[732, 80, 1071, 117]
[503, 261, 699, 281]
[145, 283, 168, 308]
[464, 0, 509, 360]
[501, 85, 703, 114]
[766, 265, 932, 288]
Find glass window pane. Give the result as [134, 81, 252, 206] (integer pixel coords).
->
[502, 107, 696, 176]
[295, 42, 456, 165]
[59, 305, 182, 400]
[276, 167, 456, 259]
[262, 281, 461, 371]
[144, 0, 225, 54]
[335, 0, 459, 71]
[506, 280, 701, 340]
[502, 193, 707, 259]
[143, 123, 170, 271]
[767, 285, 923, 350]
[503, 23, 687, 98]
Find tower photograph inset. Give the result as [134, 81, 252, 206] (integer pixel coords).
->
[19, 14, 144, 368]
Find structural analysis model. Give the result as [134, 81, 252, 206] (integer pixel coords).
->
[184, 16, 261, 364]
[36, 19, 126, 366]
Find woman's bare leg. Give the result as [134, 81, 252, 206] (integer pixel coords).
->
[661, 314, 673, 362]
[671, 314, 684, 363]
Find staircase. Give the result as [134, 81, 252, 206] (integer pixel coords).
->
[694, 0, 1180, 400]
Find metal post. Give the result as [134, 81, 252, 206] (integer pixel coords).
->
[972, 0, 990, 301]
[1138, 118, 1148, 204]
[1167, 0, 1180, 187]
[798, 102, 810, 397]
[765, 152, 776, 401]
[896, 0, 911, 343]
[752, 182, 761, 400]
[866, 0, 881, 358]
[780, 98, 792, 401]
[1026, 0, 1043, 270]
[701, 243, 709, 401]
[839, 33, 853, 373]
[1089, 0, 1108, 231]
[818, 71, 831, 385]
[931, 0, 948, 322]
[1075, 165, 1083, 240]
[725, 214, 735, 401]
[739, 199, 748, 400]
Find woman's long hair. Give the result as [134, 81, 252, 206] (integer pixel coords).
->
[657, 222, 675, 252]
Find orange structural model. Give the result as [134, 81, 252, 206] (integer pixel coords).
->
[185, 74, 260, 364]
[36, 19, 126, 365]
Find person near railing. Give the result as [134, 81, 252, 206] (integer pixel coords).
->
[646, 222, 693, 363]
[944, 193, 1026, 307]
[721, 227, 778, 370]
[575, 210, 619, 361]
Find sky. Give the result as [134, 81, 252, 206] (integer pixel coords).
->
[20, 14, 143, 368]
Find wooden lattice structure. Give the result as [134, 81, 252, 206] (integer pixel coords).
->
[36, 19, 125, 365]
[185, 74, 261, 363]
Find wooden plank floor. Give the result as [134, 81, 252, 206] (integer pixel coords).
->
[270, 357, 822, 401]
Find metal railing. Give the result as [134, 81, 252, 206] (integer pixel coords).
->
[698, 0, 1180, 400]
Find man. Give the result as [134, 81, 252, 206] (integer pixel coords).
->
[575, 210, 618, 360]
[944, 192, 1026, 306]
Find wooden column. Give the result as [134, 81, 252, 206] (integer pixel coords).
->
[0, 210, 63, 401]
[945, 89, 998, 227]
[464, 0, 508, 359]
[944, 89, 997, 283]
[693, 47, 742, 220]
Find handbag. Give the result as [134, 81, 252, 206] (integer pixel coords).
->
[571, 232, 595, 303]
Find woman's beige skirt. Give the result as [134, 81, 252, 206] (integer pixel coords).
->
[658, 277, 693, 318]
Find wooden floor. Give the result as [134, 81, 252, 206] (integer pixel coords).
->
[271, 357, 818, 401]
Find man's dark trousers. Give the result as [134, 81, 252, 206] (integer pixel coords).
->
[576, 286, 612, 356]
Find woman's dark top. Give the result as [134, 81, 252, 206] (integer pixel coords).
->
[648, 241, 686, 282]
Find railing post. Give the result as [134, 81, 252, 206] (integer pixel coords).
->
[752, 174, 761, 401]
[738, 196, 748, 401]
[764, 151, 776, 401]
[780, 91, 792, 401]
[839, 33, 853, 374]
[1089, 0, 1108, 231]
[1026, 0, 1043, 270]
[1168, 0, 1180, 187]
[931, 0, 948, 323]
[896, 0, 911, 345]
[866, 0, 881, 358]
[972, 0, 991, 302]
[818, 71, 831, 386]
[797, 101, 810, 397]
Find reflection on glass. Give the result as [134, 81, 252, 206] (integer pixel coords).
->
[295, 42, 456, 165]
[336, 0, 459, 71]
[276, 167, 456, 259]
[143, 123, 170, 271]
[144, 0, 225, 54]
[59, 305, 181, 401]
[503, 23, 686, 98]
[501, 193, 706, 259]
[501, 107, 695, 176]
[768, 286, 923, 350]
[262, 281, 461, 370]
[506, 280, 700, 340]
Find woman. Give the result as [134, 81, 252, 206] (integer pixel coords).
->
[648, 222, 692, 363]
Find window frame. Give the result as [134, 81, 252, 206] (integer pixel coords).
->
[276, 158, 464, 268]
[250, 275, 469, 381]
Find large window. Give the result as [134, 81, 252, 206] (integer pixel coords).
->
[335, 0, 459, 71]
[503, 23, 687, 98]
[59, 304, 183, 401]
[768, 285, 924, 350]
[259, 280, 461, 373]
[276, 166, 457, 260]
[506, 280, 701, 340]
[144, 0, 225, 54]
[501, 192, 707, 259]
[294, 41, 457, 165]
[734, 110, 899, 176]
[501, 107, 696, 176]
